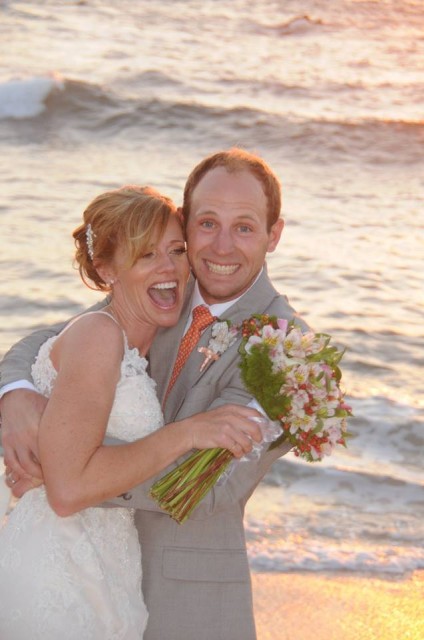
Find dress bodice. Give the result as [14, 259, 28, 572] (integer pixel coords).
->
[0, 313, 164, 639]
[31, 312, 164, 442]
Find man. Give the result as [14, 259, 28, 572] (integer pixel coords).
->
[0, 148, 308, 640]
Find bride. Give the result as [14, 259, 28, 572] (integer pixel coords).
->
[0, 185, 261, 639]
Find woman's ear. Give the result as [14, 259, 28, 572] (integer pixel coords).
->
[94, 260, 116, 286]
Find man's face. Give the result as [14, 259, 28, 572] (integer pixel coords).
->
[186, 167, 284, 304]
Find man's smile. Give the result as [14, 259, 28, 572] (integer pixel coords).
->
[205, 260, 239, 275]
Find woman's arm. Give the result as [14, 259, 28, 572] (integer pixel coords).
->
[39, 315, 262, 517]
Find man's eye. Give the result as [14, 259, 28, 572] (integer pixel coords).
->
[200, 220, 215, 229]
[238, 225, 252, 233]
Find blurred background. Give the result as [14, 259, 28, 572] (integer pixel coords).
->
[0, 0, 423, 579]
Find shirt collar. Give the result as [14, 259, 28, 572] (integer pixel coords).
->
[189, 267, 264, 318]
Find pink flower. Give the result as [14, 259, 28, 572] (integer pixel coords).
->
[277, 318, 289, 333]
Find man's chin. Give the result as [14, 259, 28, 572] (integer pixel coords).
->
[199, 283, 246, 305]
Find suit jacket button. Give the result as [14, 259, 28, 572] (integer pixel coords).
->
[120, 492, 132, 501]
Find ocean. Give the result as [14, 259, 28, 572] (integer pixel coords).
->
[0, 0, 423, 578]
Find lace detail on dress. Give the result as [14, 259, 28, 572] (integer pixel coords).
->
[0, 313, 164, 639]
[30, 321, 164, 442]
[31, 336, 58, 397]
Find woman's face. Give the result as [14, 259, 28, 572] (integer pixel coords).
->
[109, 215, 190, 330]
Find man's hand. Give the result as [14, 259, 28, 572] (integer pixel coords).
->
[4, 464, 43, 498]
[1, 389, 47, 478]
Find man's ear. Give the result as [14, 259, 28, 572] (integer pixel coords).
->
[267, 218, 284, 253]
[176, 206, 186, 229]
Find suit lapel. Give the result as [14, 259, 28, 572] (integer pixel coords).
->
[164, 320, 216, 421]
[163, 267, 281, 421]
[149, 277, 195, 404]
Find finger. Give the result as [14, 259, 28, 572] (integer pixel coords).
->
[15, 447, 43, 479]
[240, 420, 263, 443]
[5, 471, 18, 488]
[10, 478, 35, 499]
[3, 448, 25, 477]
[227, 405, 263, 420]
[232, 432, 254, 454]
[228, 441, 244, 459]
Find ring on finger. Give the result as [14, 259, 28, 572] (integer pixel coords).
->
[6, 473, 16, 485]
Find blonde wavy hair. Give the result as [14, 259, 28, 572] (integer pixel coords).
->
[73, 185, 180, 291]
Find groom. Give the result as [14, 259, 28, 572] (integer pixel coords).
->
[0, 148, 308, 640]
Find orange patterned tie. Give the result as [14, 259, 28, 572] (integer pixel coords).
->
[165, 305, 214, 402]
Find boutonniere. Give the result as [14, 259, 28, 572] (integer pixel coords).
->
[198, 319, 239, 372]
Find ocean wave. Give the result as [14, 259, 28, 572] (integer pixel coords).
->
[247, 531, 424, 575]
[1, 76, 422, 164]
[263, 456, 423, 498]
[247, 457, 424, 575]
[253, 14, 326, 37]
[0, 74, 64, 119]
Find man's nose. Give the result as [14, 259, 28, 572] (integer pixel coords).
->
[213, 228, 234, 254]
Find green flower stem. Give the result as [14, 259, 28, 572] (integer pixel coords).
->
[150, 448, 233, 523]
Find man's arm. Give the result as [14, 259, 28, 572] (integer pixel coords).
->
[0, 298, 109, 388]
[0, 299, 108, 476]
[103, 375, 292, 517]
[0, 323, 69, 476]
[103, 429, 290, 516]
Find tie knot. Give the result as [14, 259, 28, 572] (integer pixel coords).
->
[191, 305, 214, 330]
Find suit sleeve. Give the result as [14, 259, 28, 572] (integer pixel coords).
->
[104, 432, 291, 515]
[0, 325, 66, 386]
[105, 365, 293, 515]
[0, 299, 109, 388]
[106, 295, 308, 514]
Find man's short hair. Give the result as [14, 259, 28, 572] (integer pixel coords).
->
[182, 148, 282, 230]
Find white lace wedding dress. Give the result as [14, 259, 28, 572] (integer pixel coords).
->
[0, 313, 164, 640]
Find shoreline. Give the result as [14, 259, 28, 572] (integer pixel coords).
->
[252, 569, 424, 640]
[2, 458, 423, 639]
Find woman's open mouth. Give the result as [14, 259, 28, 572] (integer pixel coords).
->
[148, 281, 178, 309]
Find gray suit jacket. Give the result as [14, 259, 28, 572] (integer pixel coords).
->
[0, 267, 308, 640]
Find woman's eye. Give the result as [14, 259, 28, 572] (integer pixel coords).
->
[171, 246, 187, 255]
[141, 252, 155, 259]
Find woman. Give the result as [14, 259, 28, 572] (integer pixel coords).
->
[0, 185, 261, 639]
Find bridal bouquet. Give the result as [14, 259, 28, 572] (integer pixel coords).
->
[150, 314, 352, 523]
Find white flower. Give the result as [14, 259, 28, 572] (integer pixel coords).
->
[245, 325, 289, 373]
[288, 411, 317, 434]
[198, 320, 239, 372]
[208, 321, 239, 355]
[283, 326, 306, 358]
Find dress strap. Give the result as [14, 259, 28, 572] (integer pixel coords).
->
[59, 310, 126, 344]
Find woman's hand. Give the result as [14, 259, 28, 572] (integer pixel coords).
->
[180, 404, 264, 458]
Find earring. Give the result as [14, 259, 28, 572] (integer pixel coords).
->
[108, 278, 116, 286]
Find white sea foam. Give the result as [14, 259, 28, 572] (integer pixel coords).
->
[0, 75, 63, 120]
[248, 535, 424, 575]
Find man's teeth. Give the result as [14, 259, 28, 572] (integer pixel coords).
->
[151, 281, 177, 290]
[206, 261, 238, 275]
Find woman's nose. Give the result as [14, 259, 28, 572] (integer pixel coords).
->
[157, 252, 177, 272]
